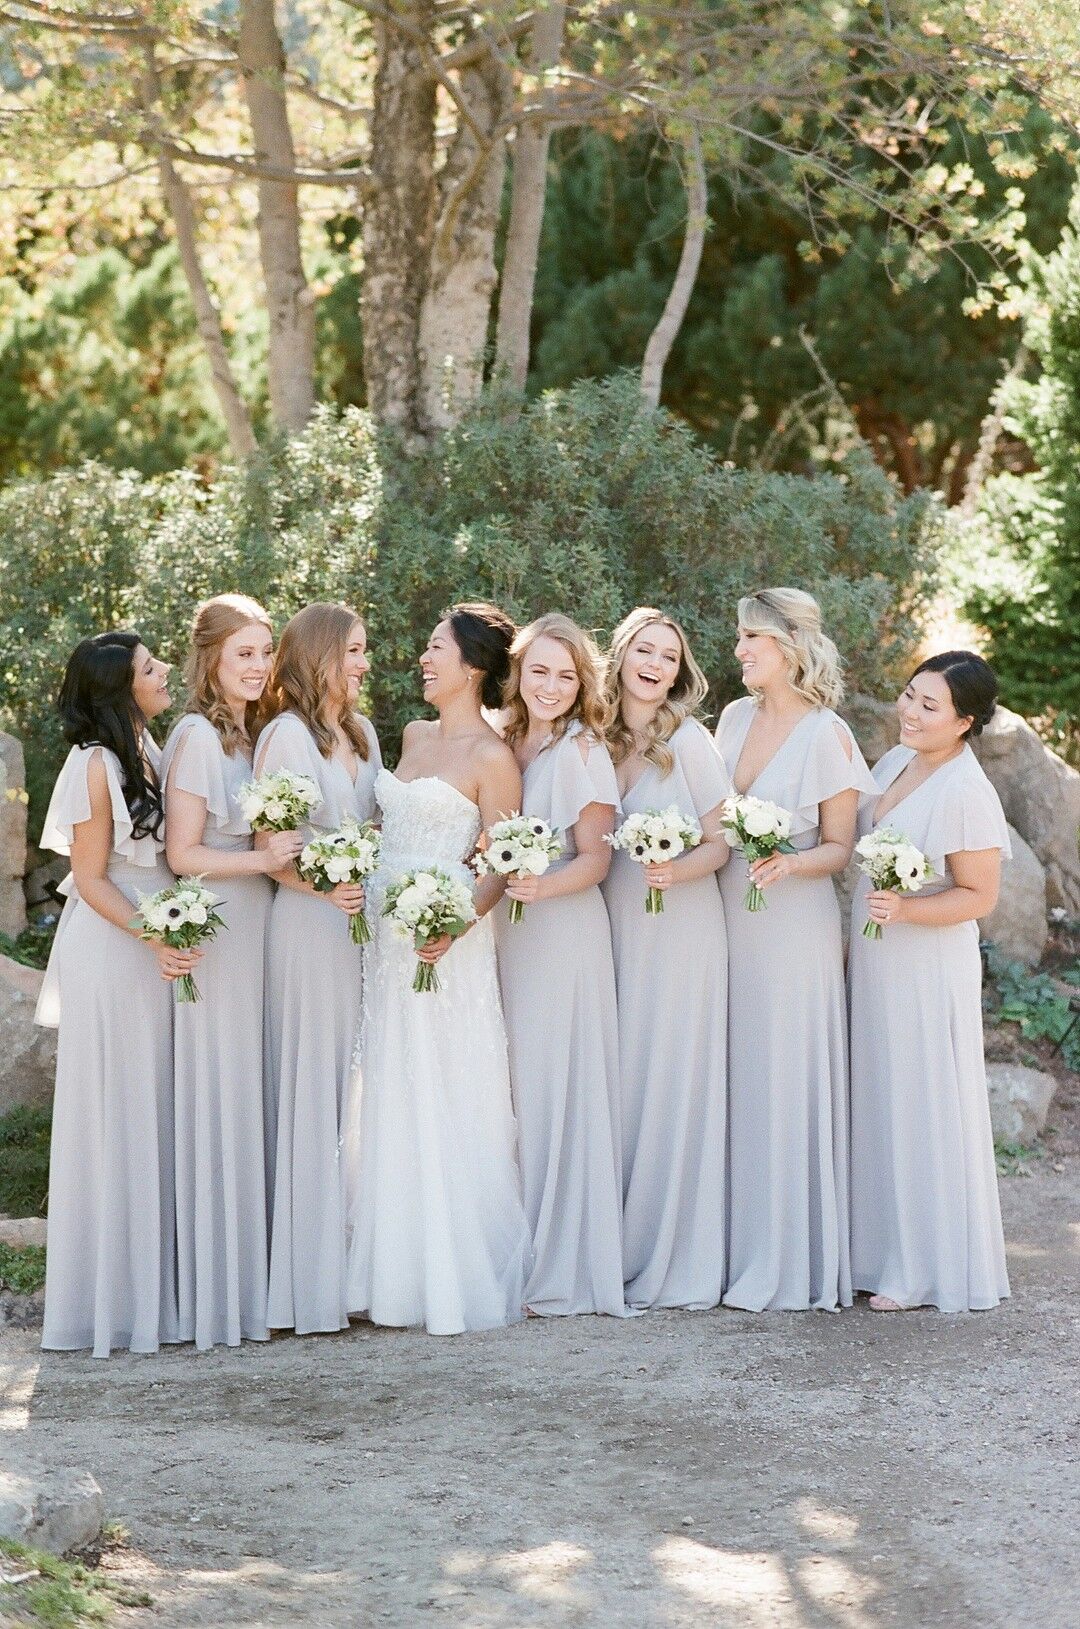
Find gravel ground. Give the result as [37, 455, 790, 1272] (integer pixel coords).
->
[2, 1157, 1078, 1629]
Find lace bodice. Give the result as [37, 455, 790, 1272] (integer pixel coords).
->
[375, 768, 482, 876]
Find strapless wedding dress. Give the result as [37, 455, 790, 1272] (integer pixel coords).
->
[343, 769, 531, 1333]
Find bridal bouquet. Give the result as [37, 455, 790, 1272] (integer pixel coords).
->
[297, 820, 381, 944]
[474, 814, 563, 924]
[855, 827, 935, 938]
[135, 877, 224, 1003]
[719, 794, 796, 912]
[606, 806, 702, 914]
[238, 767, 321, 832]
[382, 867, 477, 993]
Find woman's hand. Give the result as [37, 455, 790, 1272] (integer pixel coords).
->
[152, 943, 204, 982]
[259, 829, 305, 872]
[506, 872, 546, 906]
[867, 888, 907, 928]
[643, 860, 676, 893]
[749, 851, 801, 889]
[416, 931, 455, 965]
[329, 881, 366, 916]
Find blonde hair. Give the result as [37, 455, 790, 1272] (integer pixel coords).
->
[503, 614, 610, 750]
[737, 587, 843, 709]
[185, 593, 274, 755]
[605, 607, 709, 776]
[265, 602, 371, 762]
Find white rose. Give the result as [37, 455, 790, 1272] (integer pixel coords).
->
[264, 799, 285, 823]
[185, 903, 208, 926]
[742, 802, 780, 838]
[412, 872, 440, 897]
[325, 857, 355, 883]
[394, 885, 425, 922]
[519, 848, 550, 876]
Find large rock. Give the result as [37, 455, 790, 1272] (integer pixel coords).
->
[0, 1463, 104, 1555]
[986, 1061, 1056, 1146]
[973, 707, 1080, 914]
[842, 693, 901, 767]
[0, 954, 56, 1114]
[0, 731, 28, 939]
[979, 825, 1048, 966]
[0, 1217, 47, 1248]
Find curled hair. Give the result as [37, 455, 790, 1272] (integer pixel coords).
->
[503, 614, 610, 750]
[737, 587, 844, 710]
[264, 602, 371, 762]
[911, 650, 998, 738]
[57, 630, 163, 839]
[604, 607, 709, 777]
[445, 602, 516, 710]
[184, 593, 273, 755]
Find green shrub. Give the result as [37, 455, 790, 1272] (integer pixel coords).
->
[0, 375, 936, 837]
[0, 1242, 46, 1295]
[0, 1107, 51, 1217]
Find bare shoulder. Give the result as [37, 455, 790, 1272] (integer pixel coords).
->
[84, 745, 109, 803]
[472, 727, 518, 773]
[401, 718, 436, 749]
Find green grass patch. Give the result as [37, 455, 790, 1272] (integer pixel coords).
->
[0, 923, 56, 972]
[0, 1242, 46, 1294]
[994, 1139, 1040, 1177]
[0, 1106, 51, 1217]
[0, 1537, 151, 1626]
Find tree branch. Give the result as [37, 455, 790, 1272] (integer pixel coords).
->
[640, 121, 707, 410]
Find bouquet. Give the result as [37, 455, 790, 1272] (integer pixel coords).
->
[606, 805, 702, 914]
[855, 827, 936, 938]
[719, 794, 796, 912]
[238, 767, 322, 832]
[135, 877, 224, 1003]
[297, 820, 381, 944]
[382, 867, 477, 993]
[474, 814, 563, 924]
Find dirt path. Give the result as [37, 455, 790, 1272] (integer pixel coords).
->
[3, 1159, 1079, 1629]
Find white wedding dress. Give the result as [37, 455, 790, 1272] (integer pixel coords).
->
[343, 769, 531, 1333]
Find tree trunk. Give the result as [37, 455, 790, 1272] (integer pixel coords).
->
[362, 1, 437, 436]
[418, 56, 513, 431]
[493, 2, 565, 392]
[239, 0, 315, 435]
[640, 125, 707, 410]
[141, 60, 257, 460]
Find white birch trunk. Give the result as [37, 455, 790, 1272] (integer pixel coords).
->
[640, 126, 708, 411]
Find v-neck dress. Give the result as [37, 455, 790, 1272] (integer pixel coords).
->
[255, 710, 381, 1334]
[161, 713, 272, 1350]
[848, 744, 1011, 1311]
[715, 697, 877, 1312]
[494, 723, 627, 1317]
[601, 716, 731, 1309]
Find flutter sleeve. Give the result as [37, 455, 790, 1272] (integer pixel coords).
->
[39, 744, 161, 865]
[787, 711, 879, 839]
[547, 727, 621, 837]
[926, 757, 1013, 877]
[161, 715, 249, 836]
[673, 718, 733, 818]
[252, 713, 335, 827]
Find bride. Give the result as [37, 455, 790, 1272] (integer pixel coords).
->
[343, 603, 533, 1333]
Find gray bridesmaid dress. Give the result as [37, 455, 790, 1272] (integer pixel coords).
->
[36, 740, 179, 1357]
[255, 710, 381, 1334]
[716, 697, 876, 1312]
[849, 744, 1011, 1311]
[161, 714, 271, 1350]
[494, 723, 626, 1317]
[601, 717, 731, 1310]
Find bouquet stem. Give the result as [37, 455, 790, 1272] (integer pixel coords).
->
[175, 973, 200, 1003]
[646, 886, 665, 915]
[349, 911, 372, 946]
[508, 897, 525, 925]
[861, 918, 883, 940]
[743, 881, 767, 912]
[413, 959, 440, 994]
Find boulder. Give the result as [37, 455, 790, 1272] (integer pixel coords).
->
[842, 694, 900, 767]
[979, 825, 1048, 966]
[0, 732, 28, 939]
[0, 954, 56, 1115]
[0, 1463, 104, 1555]
[0, 1217, 47, 1248]
[973, 707, 1080, 914]
[986, 1061, 1056, 1146]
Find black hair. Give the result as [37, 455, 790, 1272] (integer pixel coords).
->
[57, 631, 164, 839]
[444, 602, 516, 710]
[910, 650, 998, 738]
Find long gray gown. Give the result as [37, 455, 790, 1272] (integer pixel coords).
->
[494, 723, 626, 1317]
[601, 716, 731, 1309]
[849, 743, 1011, 1311]
[36, 739, 179, 1357]
[255, 710, 381, 1334]
[161, 714, 271, 1350]
[716, 697, 876, 1312]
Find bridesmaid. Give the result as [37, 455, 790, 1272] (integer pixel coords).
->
[495, 614, 626, 1317]
[254, 603, 382, 1335]
[602, 607, 731, 1310]
[849, 651, 1011, 1312]
[715, 588, 876, 1313]
[162, 595, 303, 1351]
[36, 632, 193, 1357]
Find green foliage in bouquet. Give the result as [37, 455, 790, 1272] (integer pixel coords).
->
[0, 376, 935, 838]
